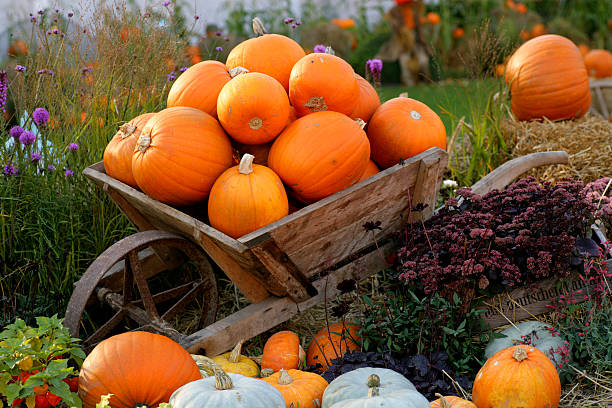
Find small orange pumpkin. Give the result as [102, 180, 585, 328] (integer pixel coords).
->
[268, 111, 370, 203]
[472, 345, 561, 408]
[226, 33, 305, 92]
[262, 369, 328, 408]
[516, 3, 527, 13]
[349, 74, 381, 123]
[306, 322, 361, 371]
[426, 12, 441, 25]
[217, 72, 290, 144]
[430, 394, 477, 408]
[8, 40, 28, 57]
[452, 27, 465, 39]
[289, 53, 360, 117]
[132, 107, 233, 206]
[167, 60, 231, 118]
[358, 160, 380, 182]
[103, 112, 155, 187]
[261, 331, 305, 372]
[584, 49, 612, 78]
[367, 97, 446, 169]
[530, 23, 547, 38]
[208, 154, 289, 238]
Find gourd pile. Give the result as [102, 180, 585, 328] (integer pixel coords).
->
[78, 325, 562, 408]
[103, 19, 446, 239]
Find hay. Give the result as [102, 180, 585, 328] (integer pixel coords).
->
[502, 113, 612, 183]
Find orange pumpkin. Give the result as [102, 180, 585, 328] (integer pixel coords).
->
[495, 64, 506, 77]
[262, 369, 328, 408]
[226, 34, 305, 92]
[472, 345, 561, 408]
[132, 107, 233, 206]
[584, 49, 612, 78]
[103, 113, 155, 187]
[349, 74, 381, 122]
[358, 160, 380, 182]
[234, 141, 272, 166]
[430, 394, 477, 408]
[426, 12, 441, 25]
[331, 18, 356, 29]
[289, 53, 360, 117]
[268, 111, 370, 203]
[505, 35, 591, 121]
[516, 3, 527, 13]
[400, 5, 415, 29]
[577, 44, 590, 58]
[530, 23, 547, 38]
[367, 97, 446, 169]
[208, 154, 288, 238]
[217, 72, 290, 144]
[167, 60, 231, 118]
[8, 40, 28, 57]
[287, 106, 297, 126]
[261, 331, 305, 372]
[306, 322, 361, 371]
[452, 27, 465, 39]
[78, 331, 201, 408]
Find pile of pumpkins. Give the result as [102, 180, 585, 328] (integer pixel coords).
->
[102, 19, 446, 239]
[77, 319, 565, 408]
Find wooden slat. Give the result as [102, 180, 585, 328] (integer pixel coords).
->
[408, 153, 442, 222]
[181, 242, 395, 355]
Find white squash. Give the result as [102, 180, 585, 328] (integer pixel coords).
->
[322, 367, 429, 408]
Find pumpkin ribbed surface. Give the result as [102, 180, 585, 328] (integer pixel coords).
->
[226, 34, 305, 92]
[584, 49, 612, 78]
[289, 53, 359, 117]
[367, 97, 446, 169]
[166, 60, 231, 118]
[430, 395, 476, 408]
[78, 331, 201, 408]
[262, 369, 328, 408]
[472, 345, 561, 408]
[103, 112, 155, 187]
[504, 34, 591, 121]
[217, 72, 290, 144]
[131, 107, 233, 206]
[261, 331, 304, 372]
[358, 160, 380, 182]
[307, 322, 361, 371]
[268, 111, 370, 203]
[349, 74, 381, 122]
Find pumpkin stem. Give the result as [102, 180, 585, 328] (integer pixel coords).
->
[260, 368, 274, 378]
[435, 393, 451, 408]
[298, 345, 306, 370]
[229, 66, 249, 78]
[214, 368, 234, 390]
[366, 374, 380, 388]
[512, 347, 529, 362]
[355, 118, 366, 129]
[277, 369, 294, 385]
[252, 17, 267, 36]
[238, 154, 255, 175]
[137, 133, 151, 153]
[303, 96, 328, 113]
[399, 92, 409, 98]
[119, 123, 137, 139]
[249, 117, 263, 130]
[228, 340, 244, 363]
[191, 354, 222, 377]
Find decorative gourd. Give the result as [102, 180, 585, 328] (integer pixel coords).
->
[584, 49, 612, 78]
[262, 369, 328, 408]
[78, 331, 202, 408]
[485, 321, 566, 370]
[261, 331, 305, 372]
[217, 72, 290, 144]
[169, 368, 285, 408]
[504, 34, 591, 121]
[211, 340, 260, 377]
[349, 74, 381, 123]
[226, 20, 305, 92]
[358, 160, 380, 182]
[367, 97, 446, 169]
[430, 394, 476, 408]
[208, 154, 288, 238]
[191, 354, 221, 377]
[234, 141, 273, 166]
[268, 111, 370, 203]
[322, 368, 429, 408]
[132, 107, 233, 206]
[472, 345, 561, 408]
[307, 322, 361, 371]
[167, 60, 231, 118]
[289, 53, 360, 117]
[103, 112, 154, 187]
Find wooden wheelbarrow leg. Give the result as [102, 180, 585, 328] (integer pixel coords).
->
[181, 241, 394, 356]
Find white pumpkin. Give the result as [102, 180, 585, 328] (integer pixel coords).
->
[170, 369, 285, 408]
[322, 367, 429, 408]
[485, 321, 566, 370]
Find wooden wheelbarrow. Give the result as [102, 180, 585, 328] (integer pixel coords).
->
[64, 148, 569, 356]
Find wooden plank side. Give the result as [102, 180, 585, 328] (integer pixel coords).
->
[408, 154, 442, 223]
[181, 242, 395, 355]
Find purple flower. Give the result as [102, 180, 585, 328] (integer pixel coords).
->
[15, 65, 26, 72]
[32, 107, 49, 126]
[68, 142, 79, 152]
[284, 18, 294, 24]
[296, 20, 302, 25]
[52, 28, 59, 34]
[55, 9, 60, 13]
[194, 15, 199, 20]
[19, 130, 36, 145]
[162, 1, 171, 6]
[54, 82, 61, 87]
[291, 23, 296, 29]
[10, 126, 24, 140]
[215, 31, 222, 36]
[65, 169, 74, 177]
[0, 70, 7, 113]
[81, 66, 93, 73]
[366, 59, 383, 73]
[179, 67, 188, 73]
[313, 44, 326, 53]
[3, 163, 17, 175]
[132, 68, 137, 73]
[38, 9, 44, 15]
[215, 46, 223, 52]
[167, 72, 176, 81]
[37, 69, 46, 75]
[67, 12, 73, 17]
[224, 36, 230, 41]
[30, 17, 37, 23]
[144, 12, 151, 18]
[47, 164, 56, 171]
[30, 153, 42, 162]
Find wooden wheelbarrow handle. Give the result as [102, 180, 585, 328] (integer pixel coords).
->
[470, 151, 569, 196]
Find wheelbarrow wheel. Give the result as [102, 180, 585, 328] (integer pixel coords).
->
[64, 230, 218, 351]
